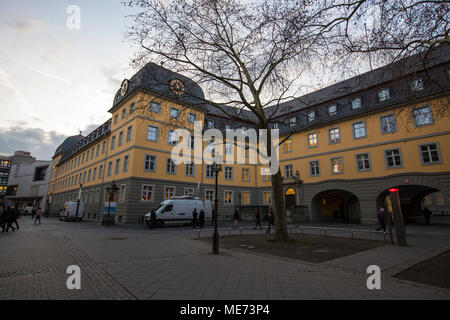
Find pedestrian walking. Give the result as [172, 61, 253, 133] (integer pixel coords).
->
[422, 206, 432, 225]
[254, 208, 262, 230]
[199, 209, 205, 228]
[266, 208, 274, 233]
[34, 207, 42, 225]
[31, 207, 36, 219]
[376, 208, 386, 232]
[233, 208, 240, 228]
[13, 206, 20, 230]
[4, 207, 15, 232]
[192, 208, 198, 228]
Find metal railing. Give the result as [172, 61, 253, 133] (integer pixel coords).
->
[194, 224, 391, 241]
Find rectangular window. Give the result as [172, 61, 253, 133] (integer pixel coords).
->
[123, 155, 129, 172]
[121, 109, 126, 119]
[107, 162, 112, 176]
[149, 102, 161, 113]
[83, 171, 86, 183]
[96, 144, 100, 157]
[168, 130, 178, 145]
[93, 167, 97, 181]
[262, 168, 271, 182]
[353, 122, 367, 138]
[185, 162, 194, 176]
[308, 133, 318, 148]
[95, 189, 100, 203]
[284, 165, 293, 179]
[242, 168, 250, 181]
[328, 104, 337, 116]
[164, 187, 175, 200]
[411, 79, 424, 92]
[118, 131, 123, 146]
[99, 165, 103, 179]
[224, 191, 233, 205]
[378, 88, 390, 102]
[144, 155, 156, 171]
[241, 191, 250, 205]
[126, 126, 132, 142]
[129, 102, 135, 114]
[170, 107, 179, 118]
[206, 165, 214, 179]
[356, 153, 370, 171]
[289, 117, 296, 127]
[147, 126, 158, 141]
[119, 184, 126, 202]
[263, 191, 272, 205]
[141, 185, 154, 201]
[111, 136, 116, 150]
[184, 188, 195, 197]
[207, 120, 214, 129]
[115, 159, 120, 174]
[114, 114, 118, 124]
[380, 115, 397, 133]
[225, 143, 233, 155]
[91, 148, 94, 160]
[307, 111, 315, 122]
[284, 138, 293, 153]
[166, 158, 176, 174]
[224, 166, 233, 180]
[102, 141, 106, 154]
[329, 128, 340, 144]
[188, 113, 196, 123]
[331, 157, 344, 174]
[309, 160, 320, 176]
[385, 149, 402, 168]
[352, 97, 362, 109]
[413, 106, 433, 127]
[87, 169, 91, 182]
[205, 190, 215, 202]
[420, 143, 441, 164]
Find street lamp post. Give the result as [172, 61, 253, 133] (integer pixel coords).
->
[212, 162, 222, 255]
[75, 184, 82, 220]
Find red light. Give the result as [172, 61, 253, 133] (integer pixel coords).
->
[389, 188, 399, 193]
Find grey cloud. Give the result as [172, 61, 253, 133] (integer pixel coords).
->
[4, 18, 45, 34]
[0, 123, 101, 160]
[101, 66, 123, 89]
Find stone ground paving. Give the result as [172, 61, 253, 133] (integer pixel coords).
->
[0, 217, 449, 300]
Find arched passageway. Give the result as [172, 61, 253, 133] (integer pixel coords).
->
[311, 189, 361, 222]
[376, 185, 439, 224]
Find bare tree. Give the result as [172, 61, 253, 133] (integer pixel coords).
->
[123, 0, 373, 242]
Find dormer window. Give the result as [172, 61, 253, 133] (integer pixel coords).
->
[170, 107, 179, 118]
[307, 111, 315, 122]
[289, 117, 296, 127]
[352, 97, 362, 109]
[225, 123, 231, 130]
[328, 104, 337, 116]
[411, 78, 424, 92]
[207, 119, 214, 129]
[377, 88, 390, 102]
[273, 123, 279, 130]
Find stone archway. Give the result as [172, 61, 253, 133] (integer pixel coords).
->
[376, 185, 439, 224]
[285, 188, 296, 209]
[311, 189, 361, 222]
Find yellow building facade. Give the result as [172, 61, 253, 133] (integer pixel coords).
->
[48, 47, 450, 224]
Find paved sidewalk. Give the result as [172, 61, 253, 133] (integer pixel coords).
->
[0, 218, 449, 300]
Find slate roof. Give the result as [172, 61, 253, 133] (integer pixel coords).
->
[111, 62, 206, 111]
[53, 135, 84, 158]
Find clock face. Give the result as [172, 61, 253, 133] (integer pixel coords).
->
[169, 79, 185, 96]
[120, 80, 129, 96]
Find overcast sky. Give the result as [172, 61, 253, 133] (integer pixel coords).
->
[0, 0, 138, 160]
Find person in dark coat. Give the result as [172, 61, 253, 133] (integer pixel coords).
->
[31, 207, 36, 219]
[266, 208, 274, 233]
[192, 208, 198, 228]
[376, 208, 386, 232]
[233, 209, 240, 228]
[0, 206, 6, 232]
[423, 206, 432, 225]
[4, 207, 16, 232]
[199, 209, 205, 228]
[12, 206, 20, 230]
[254, 208, 262, 230]
[149, 210, 157, 228]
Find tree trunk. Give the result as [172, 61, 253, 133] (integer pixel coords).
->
[271, 170, 289, 242]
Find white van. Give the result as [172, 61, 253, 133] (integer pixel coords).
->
[60, 201, 84, 222]
[144, 197, 212, 226]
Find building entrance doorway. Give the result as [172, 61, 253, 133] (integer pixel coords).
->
[311, 189, 361, 222]
[285, 188, 296, 209]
